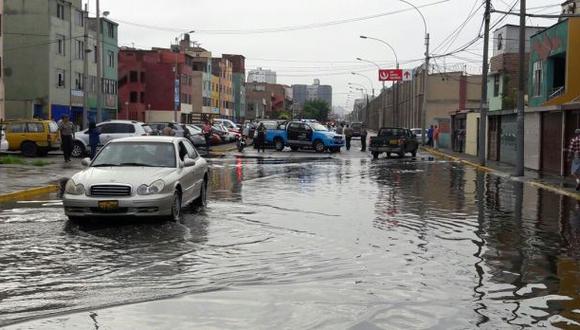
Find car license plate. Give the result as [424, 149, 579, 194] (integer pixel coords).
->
[98, 200, 119, 210]
[389, 140, 399, 145]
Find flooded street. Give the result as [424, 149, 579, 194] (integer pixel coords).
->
[1, 149, 580, 329]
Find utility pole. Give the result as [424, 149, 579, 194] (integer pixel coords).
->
[95, 0, 103, 123]
[515, 0, 526, 176]
[479, 0, 492, 165]
[82, 4, 89, 129]
[421, 34, 430, 145]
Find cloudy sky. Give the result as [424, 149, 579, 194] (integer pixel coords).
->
[88, 0, 559, 111]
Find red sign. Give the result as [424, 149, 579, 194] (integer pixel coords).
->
[379, 69, 403, 81]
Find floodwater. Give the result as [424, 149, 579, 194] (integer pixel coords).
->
[1, 150, 580, 329]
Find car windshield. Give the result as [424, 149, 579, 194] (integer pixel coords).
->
[379, 128, 406, 137]
[92, 142, 176, 168]
[351, 123, 362, 129]
[311, 123, 328, 131]
[188, 125, 202, 133]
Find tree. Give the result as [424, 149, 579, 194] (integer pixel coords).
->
[303, 100, 331, 122]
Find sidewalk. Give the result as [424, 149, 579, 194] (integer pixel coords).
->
[423, 147, 580, 200]
[0, 155, 84, 200]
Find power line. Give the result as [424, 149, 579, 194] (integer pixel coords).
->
[110, 0, 451, 35]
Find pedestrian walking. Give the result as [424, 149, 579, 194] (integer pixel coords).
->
[344, 124, 353, 151]
[457, 129, 465, 153]
[256, 122, 266, 153]
[360, 125, 368, 152]
[202, 120, 213, 151]
[568, 129, 580, 191]
[336, 123, 344, 135]
[427, 125, 434, 147]
[57, 114, 75, 162]
[88, 121, 101, 160]
[433, 125, 440, 149]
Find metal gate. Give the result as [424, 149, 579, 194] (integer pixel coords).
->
[488, 116, 500, 161]
[541, 112, 563, 174]
[499, 115, 517, 165]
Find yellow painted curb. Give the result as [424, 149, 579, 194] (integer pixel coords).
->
[529, 181, 580, 201]
[0, 185, 60, 203]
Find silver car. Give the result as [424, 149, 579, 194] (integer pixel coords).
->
[63, 136, 208, 222]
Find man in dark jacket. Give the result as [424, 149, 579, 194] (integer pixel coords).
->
[360, 125, 368, 152]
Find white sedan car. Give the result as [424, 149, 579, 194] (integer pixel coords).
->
[63, 136, 208, 222]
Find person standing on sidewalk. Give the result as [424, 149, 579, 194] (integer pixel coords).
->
[88, 121, 101, 160]
[256, 122, 266, 153]
[568, 129, 580, 190]
[344, 124, 353, 151]
[360, 125, 368, 152]
[427, 125, 434, 147]
[58, 114, 75, 163]
[202, 120, 212, 152]
[336, 123, 344, 135]
[433, 125, 440, 150]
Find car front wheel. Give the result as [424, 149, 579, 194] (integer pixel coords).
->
[372, 152, 379, 159]
[193, 180, 208, 209]
[21, 142, 37, 157]
[168, 191, 182, 222]
[274, 139, 284, 151]
[314, 141, 325, 153]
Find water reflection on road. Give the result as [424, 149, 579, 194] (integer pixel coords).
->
[1, 154, 579, 329]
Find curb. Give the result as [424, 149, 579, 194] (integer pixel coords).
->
[421, 147, 580, 201]
[0, 185, 60, 203]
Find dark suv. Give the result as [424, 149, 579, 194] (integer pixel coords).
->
[369, 127, 419, 159]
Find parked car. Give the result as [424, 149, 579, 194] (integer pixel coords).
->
[369, 127, 419, 159]
[213, 124, 236, 142]
[0, 127, 9, 152]
[213, 119, 240, 133]
[149, 122, 189, 138]
[72, 120, 152, 158]
[350, 122, 363, 137]
[63, 136, 208, 222]
[185, 125, 208, 149]
[266, 121, 344, 153]
[411, 128, 427, 143]
[1, 119, 61, 157]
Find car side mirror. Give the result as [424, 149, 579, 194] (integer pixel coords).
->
[184, 158, 196, 167]
[81, 158, 91, 167]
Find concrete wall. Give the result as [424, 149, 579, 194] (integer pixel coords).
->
[524, 112, 541, 170]
[0, 0, 4, 120]
[147, 110, 177, 122]
[465, 113, 479, 156]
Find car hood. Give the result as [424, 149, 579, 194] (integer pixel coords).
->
[72, 167, 177, 187]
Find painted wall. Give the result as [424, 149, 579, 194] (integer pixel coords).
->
[0, 0, 4, 120]
[487, 73, 504, 111]
[528, 19, 574, 107]
[524, 112, 541, 170]
[465, 113, 479, 156]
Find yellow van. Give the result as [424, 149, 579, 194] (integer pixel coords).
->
[2, 120, 61, 157]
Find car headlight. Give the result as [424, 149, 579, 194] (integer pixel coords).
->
[65, 180, 85, 195]
[137, 179, 166, 195]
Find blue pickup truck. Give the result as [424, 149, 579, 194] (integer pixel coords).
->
[266, 121, 345, 153]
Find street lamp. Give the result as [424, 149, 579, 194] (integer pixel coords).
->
[350, 72, 374, 97]
[394, 0, 429, 144]
[359, 36, 399, 69]
[172, 30, 195, 123]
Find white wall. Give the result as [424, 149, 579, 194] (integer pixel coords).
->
[465, 113, 480, 156]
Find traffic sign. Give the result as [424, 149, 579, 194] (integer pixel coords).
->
[402, 69, 413, 81]
[379, 69, 403, 81]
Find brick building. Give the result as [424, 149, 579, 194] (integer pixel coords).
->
[246, 82, 287, 120]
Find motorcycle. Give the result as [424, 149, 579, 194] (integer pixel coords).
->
[236, 134, 246, 152]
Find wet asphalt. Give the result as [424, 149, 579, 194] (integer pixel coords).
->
[1, 139, 580, 329]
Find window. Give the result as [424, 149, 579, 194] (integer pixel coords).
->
[130, 91, 138, 103]
[493, 75, 500, 97]
[130, 71, 138, 82]
[75, 40, 84, 59]
[533, 61, 542, 96]
[74, 72, 83, 90]
[56, 69, 65, 88]
[107, 22, 115, 39]
[140, 72, 146, 83]
[140, 92, 145, 103]
[27, 123, 44, 133]
[183, 140, 198, 159]
[107, 50, 115, 68]
[8, 123, 25, 133]
[497, 33, 503, 50]
[57, 35, 66, 55]
[56, 3, 65, 20]
[100, 123, 135, 134]
[74, 9, 84, 26]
